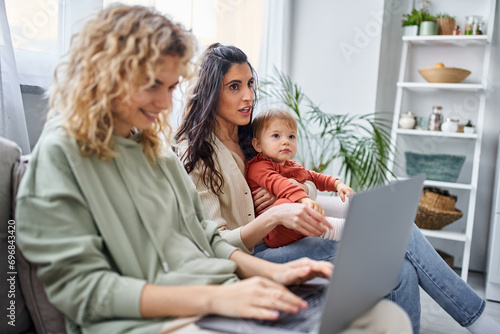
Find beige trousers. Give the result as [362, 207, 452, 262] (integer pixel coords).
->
[158, 299, 412, 334]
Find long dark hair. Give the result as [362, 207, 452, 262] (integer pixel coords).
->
[176, 43, 257, 195]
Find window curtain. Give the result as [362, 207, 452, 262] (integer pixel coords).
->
[257, 0, 292, 83]
[257, 0, 292, 114]
[0, 0, 30, 153]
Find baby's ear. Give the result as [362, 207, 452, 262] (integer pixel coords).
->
[252, 138, 261, 152]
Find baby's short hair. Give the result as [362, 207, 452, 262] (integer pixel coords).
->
[252, 108, 297, 139]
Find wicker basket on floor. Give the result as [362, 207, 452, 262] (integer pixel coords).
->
[415, 187, 463, 230]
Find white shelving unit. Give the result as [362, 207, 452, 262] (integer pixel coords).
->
[387, 2, 496, 282]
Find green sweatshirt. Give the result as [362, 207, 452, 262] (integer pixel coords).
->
[16, 118, 238, 334]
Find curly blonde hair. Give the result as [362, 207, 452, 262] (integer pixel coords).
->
[49, 4, 196, 162]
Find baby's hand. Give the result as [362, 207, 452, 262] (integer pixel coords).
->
[298, 198, 325, 216]
[335, 182, 355, 202]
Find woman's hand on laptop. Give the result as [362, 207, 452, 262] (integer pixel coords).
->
[209, 277, 307, 320]
[272, 258, 333, 286]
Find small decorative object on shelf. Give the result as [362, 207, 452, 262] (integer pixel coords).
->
[464, 15, 484, 35]
[420, 20, 438, 35]
[464, 119, 475, 133]
[453, 25, 461, 35]
[428, 105, 443, 131]
[436, 13, 456, 35]
[417, 116, 429, 130]
[418, 65, 471, 83]
[399, 111, 417, 129]
[402, 6, 435, 36]
[415, 187, 463, 230]
[405, 151, 466, 182]
[441, 118, 459, 133]
[403, 25, 419, 36]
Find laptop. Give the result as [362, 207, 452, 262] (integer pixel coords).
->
[196, 175, 425, 334]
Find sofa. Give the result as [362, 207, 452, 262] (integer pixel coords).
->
[0, 137, 66, 334]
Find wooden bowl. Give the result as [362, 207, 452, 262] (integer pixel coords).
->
[418, 67, 471, 83]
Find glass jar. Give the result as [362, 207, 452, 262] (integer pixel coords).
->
[428, 106, 443, 131]
[465, 15, 483, 35]
[472, 17, 484, 35]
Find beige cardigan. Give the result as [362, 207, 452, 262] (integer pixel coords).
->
[178, 134, 255, 253]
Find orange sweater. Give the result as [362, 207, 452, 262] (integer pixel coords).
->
[246, 153, 338, 247]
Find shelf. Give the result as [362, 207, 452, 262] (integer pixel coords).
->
[397, 82, 484, 90]
[396, 129, 478, 139]
[423, 180, 473, 190]
[403, 35, 488, 46]
[394, 177, 473, 190]
[421, 229, 467, 242]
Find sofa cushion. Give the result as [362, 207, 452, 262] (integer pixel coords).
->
[0, 137, 35, 333]
[1, 137, 66, 334]
[15, 155, 66, 334]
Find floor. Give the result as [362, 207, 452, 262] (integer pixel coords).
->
[420, 271, 500, 333]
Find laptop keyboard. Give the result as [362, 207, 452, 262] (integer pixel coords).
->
[258, 284, 327, 332]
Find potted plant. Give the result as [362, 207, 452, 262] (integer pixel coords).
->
[402, 8, 436, 36]
[464, 120, 475, 133]
[260, 69, 394, 191]
[402, 9, 421, 35]
[436, 13, 456, 35]
[419, 11, 438, 35]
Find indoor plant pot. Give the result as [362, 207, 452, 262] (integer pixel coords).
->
[419, 21, 438, 35]
[402, 8, 436, 36]
[464, 120, 475, 133]
[403, 25, 419, 36]
[436, 17, 456, 35]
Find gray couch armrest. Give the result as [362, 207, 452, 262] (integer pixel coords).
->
[0, 137, 35, 333]
[1, 137, 66, 334]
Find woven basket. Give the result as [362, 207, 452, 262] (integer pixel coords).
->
[436, 249, 454, 268]
[436, 17, 456, 35]
[405, 152, 466, 182]
[415, 187, 463, 230]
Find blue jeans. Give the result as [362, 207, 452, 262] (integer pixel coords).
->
[253, 237, 337, 263]
[253, 225, 485, 334]
[389, 224, 485, 333]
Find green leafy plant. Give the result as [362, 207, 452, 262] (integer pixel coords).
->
[465, 120, 474, 127]
[436, 12, 456, 19]
[260, 69, 395, 191]
[402, 8, 436, 27]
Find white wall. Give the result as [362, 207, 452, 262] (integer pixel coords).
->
[289, 0, 499, 273]
[289, 0, 386, 115]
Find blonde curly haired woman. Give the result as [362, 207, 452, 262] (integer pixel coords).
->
[15, 5, 411, 334]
